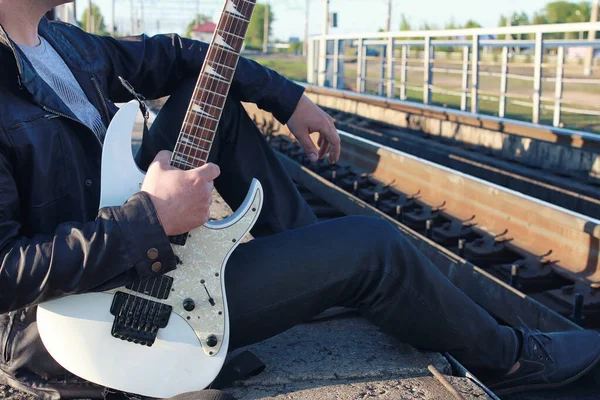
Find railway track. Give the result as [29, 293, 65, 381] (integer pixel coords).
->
[247, 105, 600, 332]
[302, 85, 600, 220]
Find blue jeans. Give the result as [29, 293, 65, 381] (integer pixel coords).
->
[137, 79, 519, 374]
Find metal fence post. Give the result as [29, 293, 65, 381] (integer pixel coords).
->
[471, 35, 480, 114]
[499, 46, 509, 118]
[386, 38, 395, 98]
[460, 46, 469, 111]
[424, 36, 432, 105]
[318, 37, 328, 87]
[333, 38, 340, 89]
[553, 46, 565, 128]
[532, 32, 544, 124]
[400, 45, 408, 100]
[307, 39, 315, 84]
[379, 47, 385, 96]
[356, 38, 365, 93]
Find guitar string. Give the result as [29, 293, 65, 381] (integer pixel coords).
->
[175, 1, 236, 168]
[175, 0, 254, 169]
[181, 7, 243, 166]
[186, 2, 252, 166]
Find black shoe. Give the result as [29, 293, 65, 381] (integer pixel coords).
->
[487, 325, 600, 395]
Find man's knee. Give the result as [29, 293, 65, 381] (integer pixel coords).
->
[337, 216, 406, 254]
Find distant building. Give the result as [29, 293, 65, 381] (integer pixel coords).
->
[54, 4, 76, 25]
[191, 22, 217, 43]
[567, 47, 600, 59]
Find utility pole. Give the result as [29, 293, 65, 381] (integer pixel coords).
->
[195, 0, 200, 28]
[323, 0, 330, 36]
[112, 0, 116, 36]
[318, 0, 330, 86]
[86, 0, 92, 33]
[386, 0, 392, 32]
[303, 0, 309, 56]
[263, 2, 270, 53]
[130, 0, 135, 36]
[584, 0, 599, 76]
[140, 1, 145, 34]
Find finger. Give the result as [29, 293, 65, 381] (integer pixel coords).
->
[318, 138, 330, 160]
[196, 163, 221, 180]
[153, 150, 173, 169]
[295, 131, 319, 163]
[327, 124, 341, 164]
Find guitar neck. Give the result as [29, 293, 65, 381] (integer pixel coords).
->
[171, 0, 256, 170]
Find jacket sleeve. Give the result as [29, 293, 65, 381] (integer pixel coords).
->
[0, 151, 176, 314]
[94, 33, 305, 124]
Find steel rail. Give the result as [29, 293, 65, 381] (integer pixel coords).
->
[269, 143, 581, 333]
[246, 104, 599, 287]
[337, 130, 600, 283]
[301, 84, 600, 149]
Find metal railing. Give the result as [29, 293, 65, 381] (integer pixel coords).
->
[307, 22, 600, 130]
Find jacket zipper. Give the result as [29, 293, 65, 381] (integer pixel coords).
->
[40, 104, 103, 148]
[91, 76, 111, 126]
[3, 30, 103, 148]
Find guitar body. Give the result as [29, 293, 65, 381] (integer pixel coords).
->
[37, 101, 264, 398]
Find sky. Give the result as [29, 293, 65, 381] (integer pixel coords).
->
[74, 0, 553, 40]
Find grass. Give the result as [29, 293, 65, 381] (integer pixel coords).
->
[248, 55, 308, 82]
[249, 54, 600, 134]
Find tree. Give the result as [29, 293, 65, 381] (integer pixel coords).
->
[463, 19, 482, 29]
[532, 1, 593, 38]
[246, 3, 274, 50]
[80, 3, 108, 36]
[499, 11, 531, 39]
[399, 13, 412, 31]
[185, 14, 211, 39]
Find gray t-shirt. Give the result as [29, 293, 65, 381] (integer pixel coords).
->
[18, 37, 107, 141]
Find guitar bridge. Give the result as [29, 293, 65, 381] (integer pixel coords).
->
[110, 291, 172, 346]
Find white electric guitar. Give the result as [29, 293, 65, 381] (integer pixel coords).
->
[36, 0, 260, 397]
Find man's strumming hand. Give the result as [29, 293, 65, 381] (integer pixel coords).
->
[141, 151, 220, 236]
[287, 95, 341, 164]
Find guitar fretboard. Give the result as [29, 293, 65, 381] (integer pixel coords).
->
[171, 0, 256, 170]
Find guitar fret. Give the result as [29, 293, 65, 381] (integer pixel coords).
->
[200, 71, 229, 84]
[189, 109, 220, 122]
[175, 152, 208, 164]
[171, 0, 256, 170]
[191, 102, 224, 118]
[216, 29, 245, 41]
[223, 11, 249, 22]
[181, 132, 214, 145]
[196, 87, 228, 99]
[180, 136, 211, 150]
[172, 156, 196, 169]
[178, 145, 210, 159]
[210, 44, 239, 58]
[180, 133, 213, 149]
[209, 62, 235, 72]
[184, 120, 220, 130]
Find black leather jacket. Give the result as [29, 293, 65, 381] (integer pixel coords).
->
[0, 18, 304, 399]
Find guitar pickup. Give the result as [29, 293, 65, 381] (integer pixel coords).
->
[126, 275, 173, 300]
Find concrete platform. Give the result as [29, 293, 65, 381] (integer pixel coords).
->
[226, 317, 491, 400]
[0, 106, 494, 400]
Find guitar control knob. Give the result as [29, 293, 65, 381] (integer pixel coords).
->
[183, 298, 196, 312]
[206, 335, 218, 348]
